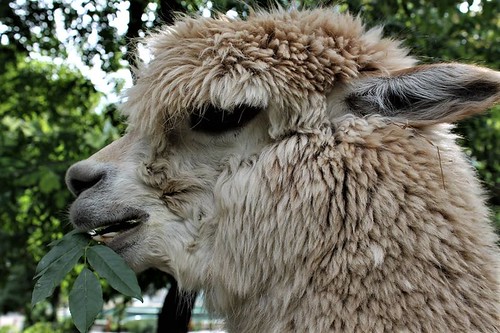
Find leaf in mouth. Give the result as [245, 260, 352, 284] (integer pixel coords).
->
[87, 245, 143, 301]
[34, 231, 89, 279]
[69, 268, 103, 333]
[32, 231, 143, 332]
[32, 245, 85, 306]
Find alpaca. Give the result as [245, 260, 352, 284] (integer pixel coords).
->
[65, 9, 500, 332]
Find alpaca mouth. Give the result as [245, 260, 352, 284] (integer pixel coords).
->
[88, 216, 146, 243]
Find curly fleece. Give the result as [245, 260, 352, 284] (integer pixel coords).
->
[123, 9, 415, 145]
[111, 8, 499, 333]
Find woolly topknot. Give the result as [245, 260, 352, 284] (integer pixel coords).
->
[122, 8, 415, 146]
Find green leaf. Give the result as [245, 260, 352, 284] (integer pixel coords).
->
[87, 245, 143, 301]
[69, 268, 103, 333]
[35, 231, 88, 278]
[31, 245, 84, 306]
[31, 270, 58, 307]
[47, 229, 80, 247]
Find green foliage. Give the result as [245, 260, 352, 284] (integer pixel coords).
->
[122, 319, 157, 333]
[32, 233, 88, 305]
[86, 246, 143, 301]
[34, 232, 87, 278]
[0, 1, 124, 72]
[22, 322, 61, 333]
[69, 268, 103, 333]
[32, 232, 142, 333]
[0, 53, 122, 319]
[0, 326, 18, 333]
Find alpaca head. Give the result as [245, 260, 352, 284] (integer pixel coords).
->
[66, 8, 500, 315]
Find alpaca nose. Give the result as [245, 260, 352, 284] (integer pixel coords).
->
[65, 161, 107, 196]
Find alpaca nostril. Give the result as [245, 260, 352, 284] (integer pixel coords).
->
[69, 177, 102, 196]
[66, 163, 106, 197]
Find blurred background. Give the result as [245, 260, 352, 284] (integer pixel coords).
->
[0, 0, 498, 332]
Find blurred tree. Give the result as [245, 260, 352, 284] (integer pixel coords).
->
[0, 0, 198, 330]
[0, 0, 498, 331]
[0, 51, 121, 323]
[0, 0, 207, 72]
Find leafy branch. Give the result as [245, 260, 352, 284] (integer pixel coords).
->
[32, 231, 143, 333]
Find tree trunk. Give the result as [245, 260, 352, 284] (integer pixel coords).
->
[157, 0, 185, 25]
[125, 0, 149, 71]
[157, 278, 197, 333]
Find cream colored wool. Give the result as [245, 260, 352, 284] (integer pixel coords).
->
[66, 8, 500, 333]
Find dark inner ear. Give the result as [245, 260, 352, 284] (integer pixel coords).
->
[190, 104, 261, 133]
[343, 62, 500, 124]
[450, 80, 499, 102]
[346, 78, 500, 118]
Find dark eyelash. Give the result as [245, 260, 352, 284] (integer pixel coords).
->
[190, 104, 261, 133]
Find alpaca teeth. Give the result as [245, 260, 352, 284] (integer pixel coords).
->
[87, 219, 142, 240]
[92, 235, 107, 243]
[91, 232, 118, 242]
[101, 231, 118, 238]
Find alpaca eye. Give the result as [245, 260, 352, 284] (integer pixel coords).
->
[190, 104, 261, 133]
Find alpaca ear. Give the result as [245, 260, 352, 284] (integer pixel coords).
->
[344, 64, 500, 125]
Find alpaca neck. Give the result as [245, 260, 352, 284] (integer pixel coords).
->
[221, 292, 302, 333]
[209, 278, 321, 333]
[210, 232, 500, 333]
